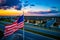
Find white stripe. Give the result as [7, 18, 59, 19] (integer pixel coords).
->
[5, 25, 18, 31]
[4, 30, 13, 34]
[4, 32, 13, 36]
[5, 23, 17, 28]
[4, 28, 18, 36]
[4, 21, 24, 36]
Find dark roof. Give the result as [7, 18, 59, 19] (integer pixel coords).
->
[24, 16, 60, 20]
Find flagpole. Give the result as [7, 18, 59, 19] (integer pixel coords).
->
[23, 11, 24, 40]
[22, 1, 24, 40]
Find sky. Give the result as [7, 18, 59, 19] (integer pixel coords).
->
[22, 0, 60, 11]
[0, 0, 60, 11]
[0, 9, 23, 16]
[0, 0, 60, 16]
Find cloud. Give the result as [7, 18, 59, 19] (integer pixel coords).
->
[24, 11, 60, 16]
[0, 0, 22, 10]
[0, 0, 20, 6]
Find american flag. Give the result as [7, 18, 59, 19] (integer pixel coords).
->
[4, 15, 24, 37]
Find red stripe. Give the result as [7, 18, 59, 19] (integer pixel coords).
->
[18, 22, 24, 28]
[4, 30, 13, 36]
[4, 28, 18, 37]
[5, 23, 17, 28]
[4, 28, 18, 36]
[5, 24, 18, 33]
[4, 21, 24, 36]
[4, 31, 13, 36]
[5, 25, 18, 32]
[5, 27, 18, 32]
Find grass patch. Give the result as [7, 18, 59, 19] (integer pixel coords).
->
[2, 19, 13, 23]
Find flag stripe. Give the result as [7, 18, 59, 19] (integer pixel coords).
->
[4, 31, 13, 37]
[4, 28, 18, 34]
[5, 22, 24, 31]
[18, 22, 24, 28]
[4, 15, 24, 37]
[5, 23, 17, 28]
[5, 25, 18, 31]
[4, 27, 18, 36]
[5, 27, 18, 32]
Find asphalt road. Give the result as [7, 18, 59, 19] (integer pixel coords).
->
[0, 21, 55, 40]
[25, 24, 60, 37]
[1, 21, 60, 37]
[16, 30, 55, 40]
